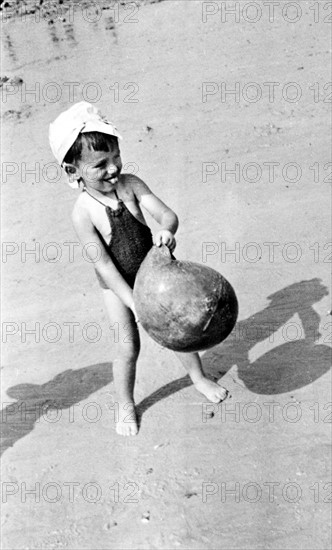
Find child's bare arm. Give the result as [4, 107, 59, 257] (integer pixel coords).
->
[72, 205, 135, 311]
[130, 176, 178, 250]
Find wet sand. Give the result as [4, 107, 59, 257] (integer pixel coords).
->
[1, 1, 331, 548]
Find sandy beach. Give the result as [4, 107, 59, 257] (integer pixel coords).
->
[1, 1, 331, 548]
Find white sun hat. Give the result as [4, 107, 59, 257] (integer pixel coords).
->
[49, 101, 122, 166]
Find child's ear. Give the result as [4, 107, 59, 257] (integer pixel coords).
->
[63, 162, 79, 184]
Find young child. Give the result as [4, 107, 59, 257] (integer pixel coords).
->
[49, 102, 227, 436]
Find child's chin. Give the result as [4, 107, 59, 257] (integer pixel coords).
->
[98, 182, 117, 193]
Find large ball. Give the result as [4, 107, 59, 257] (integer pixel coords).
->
[133, 245, 238, 352]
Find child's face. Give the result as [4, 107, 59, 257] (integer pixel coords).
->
[71, 138, 122, 193]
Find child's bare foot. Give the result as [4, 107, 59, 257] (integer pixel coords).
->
[116, 402, 138, 436]
[194, 378, 228, 403]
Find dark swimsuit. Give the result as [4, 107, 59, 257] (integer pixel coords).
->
[84, 188, 153, 289]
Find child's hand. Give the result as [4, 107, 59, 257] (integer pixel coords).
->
[154, 230, 176, 253]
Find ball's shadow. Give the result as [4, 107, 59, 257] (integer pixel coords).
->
[1, 278, 330, 453]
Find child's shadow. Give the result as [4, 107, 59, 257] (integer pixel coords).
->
[136, 278, 331, 419]
[1, 278, 330, 453]
[0, 363, 113, 456]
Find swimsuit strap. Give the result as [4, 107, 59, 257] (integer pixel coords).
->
[83, 188, 122, 208]
[113, 189, 122, 202]
[83, 188, 106, 206]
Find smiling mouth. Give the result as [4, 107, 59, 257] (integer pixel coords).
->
[103, 176, 118, 183]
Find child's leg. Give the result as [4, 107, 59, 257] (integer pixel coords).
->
[102, 289, 140, 436]
[174, 351, 228, 403]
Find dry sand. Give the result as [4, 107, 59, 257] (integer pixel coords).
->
[1, 1, 331, 548]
